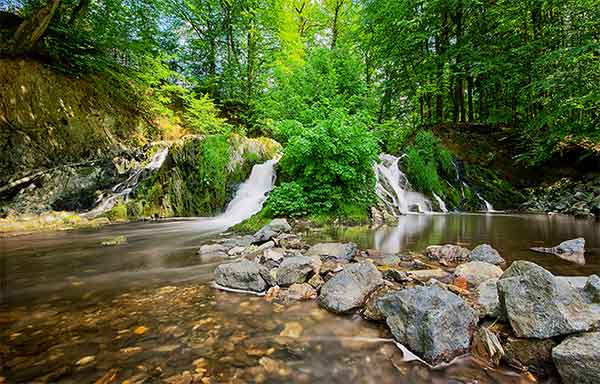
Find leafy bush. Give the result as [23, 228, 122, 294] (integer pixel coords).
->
[272, 120, 304, 145]
[404, 131, 454, 195]
[373, 118, 417, 155]
[268, 111, 379, 217]
[184, 94, 227, 134]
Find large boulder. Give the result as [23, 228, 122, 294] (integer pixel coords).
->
[252, 218, 292, 244]
[318, 262, 383, 313]
[425, 245, 470, 265]
[585, 275, 600, 303]
[552, 332, 600, 384]
[214, 260, 271, 292]
[256, 248, 285, 269]
[275, 256, 320, 286]
[477, 278, 501, 318]
[498, 261, 597, 338]
[454, 261, 503, 287]
[469, 244, 505, 265]
[377, 283, 478, 364]
[306, 242, 358, 262]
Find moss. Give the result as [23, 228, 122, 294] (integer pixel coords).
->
[231, 210, 273, 233]
[103, 204, 128, 222]
[463, 164, 525, 209]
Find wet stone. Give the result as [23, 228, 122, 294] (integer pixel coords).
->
[306, 242, 358, 262]
[424, 244, 471, 265]
[214, 260, 270, 292]
[469, 244, 505, 265]
[275, 256, 319, 287]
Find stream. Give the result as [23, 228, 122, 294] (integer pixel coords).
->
[1, 213, 598, 383]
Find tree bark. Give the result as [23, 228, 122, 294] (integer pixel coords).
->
[10, 0, 62, 55]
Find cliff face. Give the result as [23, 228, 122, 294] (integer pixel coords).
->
[0, 58, 148, 185]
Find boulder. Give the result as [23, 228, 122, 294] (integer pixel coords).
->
[257, 248, 285, 269]
[306, 242, 358, 262]
[407, 269, 450, 282]
[503, 337, 557, 378]
[552, 332, 600, 384]
[469, 244, 505, 265]
[425, 245, 470, 265]
[252, 218, 292, 244]
[377, 283, 478, 364]
[454, 261, 503, 287]
[382, 269, 410, 283]
[307, 274, 325, 290]
[197, 244, 228, 263]
[477, 279, 501, 318]
[275, 256, 320, 286]
[319, 262, 383, 313]
[498, 261, 597, 338]
[585, 275, 600, 303]
[286, 283, 317, 301]
[530, 238, 586, 265]
[214, 260, 271, 292]
[373, 255, 402, 266]
[276, 233, 305, 249]
[362, 287, 394, 321]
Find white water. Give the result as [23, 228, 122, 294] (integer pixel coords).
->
[432, 192, 448, 213]
[83, 147, 170, 218]
[375, 154, 433, 215]
[188, 159, 277, 231]
[476, 192, 495, 212]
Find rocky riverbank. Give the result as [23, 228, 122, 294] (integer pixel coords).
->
[208, 219, 600, 382]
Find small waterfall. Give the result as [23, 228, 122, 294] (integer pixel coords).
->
[476, 192, 495, 212]
[83, 146, 170, 218]
[432, 192, 448, 213]
[375, 154, 433, 215]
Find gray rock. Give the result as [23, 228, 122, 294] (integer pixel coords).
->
[552, 332, 600, 384]
[308, 274, 325, 290]
[252, 218, 292, 243]
[477, 279, 501, 318]
[530, 238, 586, 265]
[585, 275, 600, 303]
[275, 256, 320, 286]
[498, 261, 597, 338]
[362, 287, 394, 321]
[374, 255, 402, 266]
[319, 262, 384, 313]
[214, 260, 270, 292]
[286, 283, 317, 301]
[382, 269, 410, 283]
[425, 245, 470, 265]
[257, 248, 285, 269]
[377, 283, 478, 364]
[469, 244, 505, 265]
[503, 337, 557, 378]
[197, 244, 228, 262]
[306, 242, 358, 262]
[454, 261, 503, 287]
[407, 269, 450, 282]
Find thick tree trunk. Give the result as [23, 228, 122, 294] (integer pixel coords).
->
[10, 0, 62, 55]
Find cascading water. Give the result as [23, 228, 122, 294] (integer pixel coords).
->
[432, 192, 448, 213]
[476, 192, 495, 212]
[83, 146, 170, 218]
[374, 154, 433, 215]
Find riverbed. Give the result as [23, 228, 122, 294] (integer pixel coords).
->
[1, 213, 598, 383]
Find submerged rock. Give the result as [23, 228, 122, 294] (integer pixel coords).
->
[469, 244, 505, 265]
[454, 261, 503, 287]
[214, 260, 270, 292]
[530, 238, 586, 265]
[286, 283, 317, 301]
[498, 261, 597, 338]
[552, 332, 600, 384]
[252, 218, 292, 244]
[377, 283, 478, 364]
[425, 245, 470, 265]
[319, 262, 383, 313]
[275, 256, 320, 286]
[306, 242, 358, 262]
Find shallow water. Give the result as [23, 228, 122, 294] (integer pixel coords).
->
[1, 213, 598, 383]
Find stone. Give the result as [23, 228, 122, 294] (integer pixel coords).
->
[275, 256, 320, 286]
[286, 283, 317, 300]
[469, 244, 505, 265]
[319, 262, 384, 313]
[276, 233, 305, 249]
[407, 269, 450, 282]
[498, 261, 597, 338]
[585, 275, 600, 303]
[373, 255, 401, 266]
[252, 219, 292, 243]
[307, 274, 325, 290]
[197, 244, 227, 259]
[454, 261, 503, 287]
[477, 279, 501, 318]
[257, 248, 285, 269]
[362, 287, 394, 321]
[530, 238, 586, 265]
[227, 246, 246, 257]
[377, 283, 478, 364]
[279, 322, 303, 338]
[424, 244, 470, 265]
[214, 260, 270, 292]
[76, 356, 95, 365]
[382, 269, 410, 283]
[552, 332, 600, 384]
[306, 242, 358, 262]
[503, 337, 557, 377]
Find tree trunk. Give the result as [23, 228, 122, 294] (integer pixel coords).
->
[467, 74, 474, 122]
[10, 0, 62, 55]
[331, 0, 342, 49]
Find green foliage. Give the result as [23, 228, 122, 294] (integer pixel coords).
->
[184, 94, 228, 135]
[404, 131, 454, 195]
[268, 111, 379, 217]
[373, 118, 416, 155]
[272, 120, 304, 145]
[231, 209, 273, 233]
[103, 204, 128, 222]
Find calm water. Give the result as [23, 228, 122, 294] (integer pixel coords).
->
[1, 213, 598, 383]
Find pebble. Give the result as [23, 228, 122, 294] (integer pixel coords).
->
[76, 355, 95, 366]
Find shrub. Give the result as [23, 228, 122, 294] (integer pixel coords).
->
[265, 182, 309, 217]
[184, 94, 227, 134]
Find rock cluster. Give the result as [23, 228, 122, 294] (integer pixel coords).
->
[210, 229, 600, 382]
[522, 176, 600, 217]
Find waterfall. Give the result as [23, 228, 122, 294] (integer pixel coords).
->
[83, 146, 170, 218]
[432, 192, 448, 213]
[476, 192, 495, 212]
[375, 154, 434, 215]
